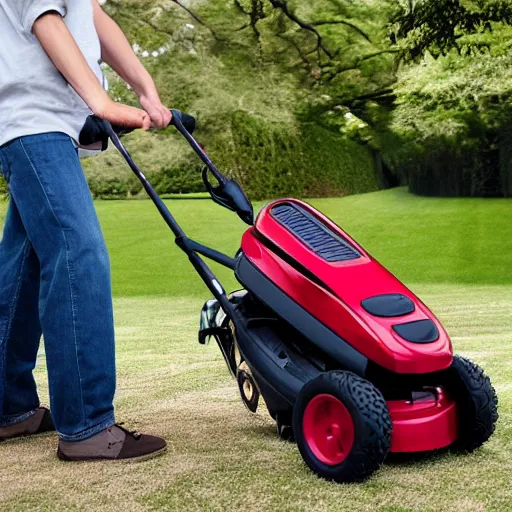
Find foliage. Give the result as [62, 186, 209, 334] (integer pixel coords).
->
[79, 0, 512, 199]
[227, 111, 378, 198]
[384, 50, 512, 195]
[82, 128, 206, 198]
[83, 110, 377, 199]
[79, 0, 399, 199]
[389, 0, 512, 61]
[0, 174, 7, 199]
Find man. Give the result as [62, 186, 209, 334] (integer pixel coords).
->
[0, 0, 170, 461]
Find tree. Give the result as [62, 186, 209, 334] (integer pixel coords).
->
[381, 1, 512, 197]
[389, 0, 512, 61]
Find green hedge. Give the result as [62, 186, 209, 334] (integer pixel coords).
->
[82, 129, 206, 199]
[85, 161, 204, 199]
[379, 134, 510, 197]
[82, 113, 379, 200]
[216, 112, 379, 200]
[385, 53, 512, 197]
[405, 141, 502, 197]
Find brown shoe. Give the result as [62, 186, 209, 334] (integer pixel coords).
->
[57, 424, 167, 462]
[0, 407, 55, 441]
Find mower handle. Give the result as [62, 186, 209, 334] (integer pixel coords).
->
[78, 108, 254, 225]
[170, 110, 196, 135]
[79, 109, 226, 185]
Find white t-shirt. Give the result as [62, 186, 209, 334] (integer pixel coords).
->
[0, 0, 103, 147]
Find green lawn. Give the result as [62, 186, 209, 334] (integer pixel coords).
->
[93, 188, 512, 298]
[0, 189, 511, 512]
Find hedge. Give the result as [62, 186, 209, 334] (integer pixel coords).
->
[81, 113, 380, 200]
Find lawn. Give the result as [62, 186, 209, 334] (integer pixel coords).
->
[95, 188, 512, 297]
[0, 189, 511, 512]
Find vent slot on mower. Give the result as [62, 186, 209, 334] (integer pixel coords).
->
[271, 203, 361, 263]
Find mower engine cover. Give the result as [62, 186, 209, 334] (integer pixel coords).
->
[237, 199, 453, 375]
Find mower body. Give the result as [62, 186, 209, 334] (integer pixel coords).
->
[229, 199, 458, 454]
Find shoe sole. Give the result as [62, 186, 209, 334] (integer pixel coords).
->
[0, 430, 56, 443]
[57, 445, 167, 463]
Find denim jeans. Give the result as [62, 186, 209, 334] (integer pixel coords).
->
[0, 132, 116, 441]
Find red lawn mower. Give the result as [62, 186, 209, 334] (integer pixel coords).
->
[80, 111, 498, 483]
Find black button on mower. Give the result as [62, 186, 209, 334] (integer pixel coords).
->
[392, 319, 439, 344]
[361, 294, 415, 317]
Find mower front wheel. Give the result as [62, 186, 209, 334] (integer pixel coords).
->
[293, 371, 392, 483]
[444, 356, 498, 453]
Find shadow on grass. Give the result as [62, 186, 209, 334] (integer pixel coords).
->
[240, 420, 455, 471]
[239, 422, 279, 440]
[385, 446, 452, 466]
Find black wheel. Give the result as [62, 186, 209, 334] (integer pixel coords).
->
[237, 365, 260, 414]
[443, 355, 498, 452]
[293, 371, 391, 483]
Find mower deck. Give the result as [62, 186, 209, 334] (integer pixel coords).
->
[387, 390, 458, 453]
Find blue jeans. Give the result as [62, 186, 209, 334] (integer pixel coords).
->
[0, 132, 116, 441]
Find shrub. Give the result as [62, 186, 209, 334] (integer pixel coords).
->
[384, 53, 512, 196]
[0, 174, 7, 200]
[81, 129, 205, 199]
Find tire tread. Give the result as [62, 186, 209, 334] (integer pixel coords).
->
[448, 356, 498, 452]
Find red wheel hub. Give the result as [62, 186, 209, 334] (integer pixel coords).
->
[302, 394, 355, 466]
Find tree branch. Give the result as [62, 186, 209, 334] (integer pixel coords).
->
[106, 0, 221, 41]
[322, 49, 399, 80]
[233, 0, 264, 54]
[169, 0, 221, 40]
[276, 33, 315, 73]
[348, 87, 396, 105]
[311, 19, 371, 42]
[268, 0, 333, 59]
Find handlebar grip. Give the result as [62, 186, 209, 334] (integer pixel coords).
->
[170, 109, 196, 134]
[78, 116, 107, 147]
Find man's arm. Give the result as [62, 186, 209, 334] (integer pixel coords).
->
[92, 1, 171, 129]
[33, 12, 150, 129]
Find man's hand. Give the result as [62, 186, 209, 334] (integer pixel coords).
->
[139, 94, 172, 129]
[92, 97, 151, 130]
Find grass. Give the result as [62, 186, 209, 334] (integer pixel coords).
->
[0, 189, 511, 511]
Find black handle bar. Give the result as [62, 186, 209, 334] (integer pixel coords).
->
[78, 110, 196, 148]
[170, 110, 196, 135]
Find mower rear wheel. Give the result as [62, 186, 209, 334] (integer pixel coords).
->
[236, 363, 260, 414]
[293, 371, 391, 483]
[444, 356, 498, 452]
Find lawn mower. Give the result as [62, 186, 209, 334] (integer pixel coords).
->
[80, 111, 498, 482]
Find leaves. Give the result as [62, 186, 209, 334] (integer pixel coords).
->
[389, 0, 512, 61]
